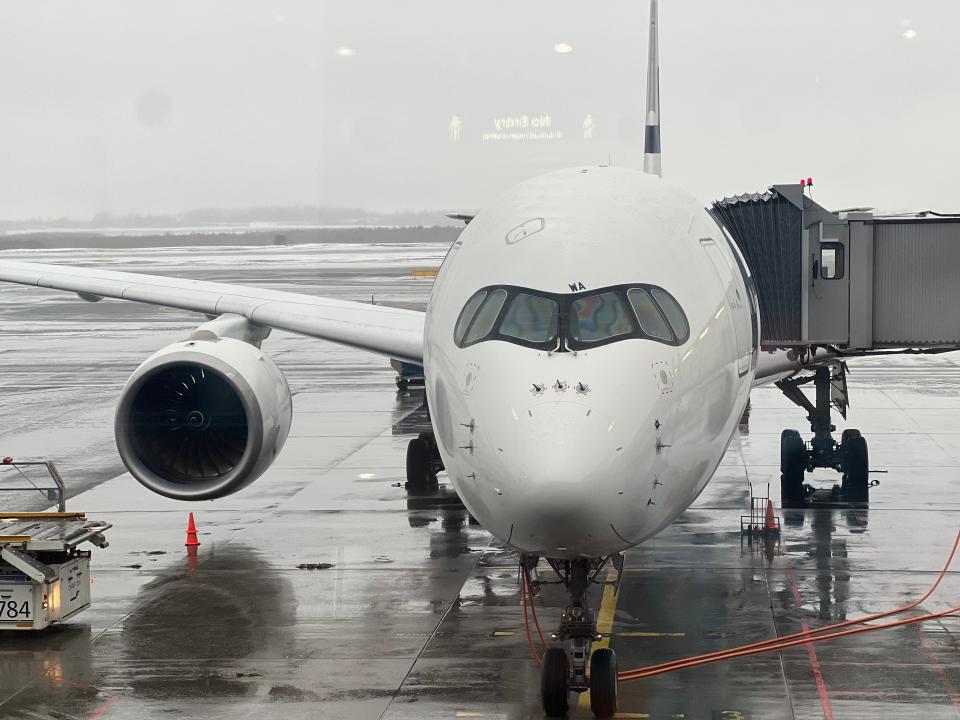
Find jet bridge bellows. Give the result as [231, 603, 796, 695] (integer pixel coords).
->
[713, 184, 960, 351]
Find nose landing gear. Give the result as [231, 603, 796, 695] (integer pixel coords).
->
[532, 555, 622, 718]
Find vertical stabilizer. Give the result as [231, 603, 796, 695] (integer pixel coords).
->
[642, 0, 661, 177]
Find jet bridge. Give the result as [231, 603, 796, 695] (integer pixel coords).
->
[712, 184, 960, 352]
[713, 184, 960, 506]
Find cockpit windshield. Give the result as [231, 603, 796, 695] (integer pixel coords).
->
[500, 294, 559, 344]
[454, 283, 689, 351]
[569, 292, 634, 343]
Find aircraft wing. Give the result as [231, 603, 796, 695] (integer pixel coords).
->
[0, 260, 425, 364]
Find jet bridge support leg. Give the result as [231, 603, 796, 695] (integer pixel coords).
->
[776, 364, 869, 505]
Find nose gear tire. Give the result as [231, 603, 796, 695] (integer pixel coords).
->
[589, 647, 618, 718]
[541, 647, 569, 717]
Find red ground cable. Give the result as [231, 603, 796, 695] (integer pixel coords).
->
[620, 600, 960, 681]
[524, 570, 549, 650]
[618, 529, 960, 682]
[521, 572, 542, 666]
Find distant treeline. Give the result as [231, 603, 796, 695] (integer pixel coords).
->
[0, 225, 462, 250]
[0, 206, 457, 233]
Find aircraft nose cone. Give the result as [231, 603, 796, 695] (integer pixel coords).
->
[516, 401, 613, 487]
[504, 401, 624, 536]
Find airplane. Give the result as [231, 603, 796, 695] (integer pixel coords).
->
[0, 2, 867, 717]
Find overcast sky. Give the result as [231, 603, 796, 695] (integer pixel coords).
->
[0, 1, 957, 219]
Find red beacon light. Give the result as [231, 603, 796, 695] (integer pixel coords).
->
[800, 178, 806, 187]
[807, 177, 814, 187]
[1, 457, 12, 465]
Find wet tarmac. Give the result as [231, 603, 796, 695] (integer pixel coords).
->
[3, 241, 960, 719]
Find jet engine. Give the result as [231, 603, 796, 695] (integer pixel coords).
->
[114, 326, 292, 501]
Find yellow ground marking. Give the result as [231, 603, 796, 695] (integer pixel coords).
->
[578, 566, 620, 712]
[492, 631, 515, 637]
[411, 269, 439, 277]
[619, 631, 686, 638]
[613, 714, 650, 718]
[455, 713, 484, 717]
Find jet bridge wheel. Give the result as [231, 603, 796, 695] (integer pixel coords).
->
[541, 646, 569, 717]
[780, 429, 807, 504]
[405, 437, 438, 492]
[841, 429, 869, 501]
[589, 647, 618, 718]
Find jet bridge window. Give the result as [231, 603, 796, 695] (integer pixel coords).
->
[820, 242, 844, 279]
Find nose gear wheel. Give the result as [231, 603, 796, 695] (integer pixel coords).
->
[523, 554, 622, 718]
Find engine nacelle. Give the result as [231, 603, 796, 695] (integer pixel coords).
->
[115, 336, 292, 500]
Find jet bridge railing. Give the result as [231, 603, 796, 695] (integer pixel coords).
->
[0, 458, 67, 511]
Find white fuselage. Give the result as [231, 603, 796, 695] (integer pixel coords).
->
[423, 166, 756, 559]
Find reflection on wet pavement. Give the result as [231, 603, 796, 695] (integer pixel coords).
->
[3, 243, 960, 718]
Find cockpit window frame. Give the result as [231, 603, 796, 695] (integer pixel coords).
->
[454, 283, 690, 351]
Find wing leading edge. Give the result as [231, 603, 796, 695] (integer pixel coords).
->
[0, 260, 425, 364]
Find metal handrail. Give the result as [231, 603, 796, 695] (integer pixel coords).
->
[0, 459, 67, 512]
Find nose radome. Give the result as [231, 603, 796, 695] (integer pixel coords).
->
[510, 401, 619, 509]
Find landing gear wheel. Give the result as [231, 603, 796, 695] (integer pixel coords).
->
[589, 647, 618, 718]
[780, 429, 806, 504]
[541, 647, 569, 718]
[405, 438, 437, 493]
[841, 429, 869, 501]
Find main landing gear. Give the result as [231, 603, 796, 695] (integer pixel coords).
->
[532, 555, 623, 718]
[405, 431, 443, 492]
[776, 363, 870, 505]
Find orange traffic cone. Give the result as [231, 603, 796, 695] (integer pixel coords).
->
[185, 512, 200, 552]
[765, 499, 778, 534]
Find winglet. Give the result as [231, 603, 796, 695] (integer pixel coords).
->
[642, 0, 661, 177]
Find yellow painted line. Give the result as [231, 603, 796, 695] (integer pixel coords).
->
[579, 566, 620, 712]
[411, 269, 439, 277]
[455, 713, 484, 718]
[619, 631, 686, 638]
[492, 631, 515, 637]
[614, 714, 650, 719]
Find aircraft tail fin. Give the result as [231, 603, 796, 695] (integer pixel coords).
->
[642, 0, 662, 177]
